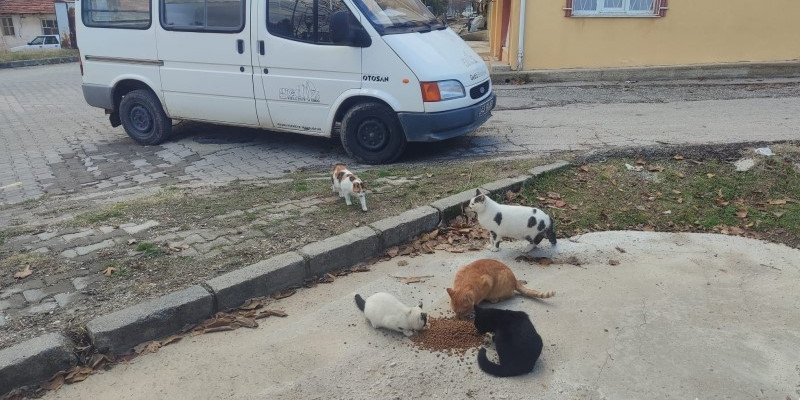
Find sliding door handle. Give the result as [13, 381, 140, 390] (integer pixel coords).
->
[236, 39, 244, 54]
[259, 40, 265, 55]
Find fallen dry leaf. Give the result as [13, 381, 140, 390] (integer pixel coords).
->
[102, 266, 116, 277]
[706, 173, 716, 179]
[647, 165, 664, 172]
[43, 371, 66, 391]
[271, 289, 297, 300]
[553, 200, 567, 208]
[13, 265, 32, 280]
[773, 211, 785, 218]
[736, 209, 748, 219]
[615, 246, 626, 253]
[386, 246, 399, 258]
[393, 275, 433, 284]
[515, 255, 553, 266]
[768, 199, 787, 205]
[608, 259, 620, 266]
[673, 154, 685, 160]
[579, 165, 590, 172]
[160, 335, 183, 347]
[714, 198, 730, 207]
[127, 239, 137, 245]
[635, 158, 646, 165]
[676, 172, 685, 178]
[397, 260, 408, 266]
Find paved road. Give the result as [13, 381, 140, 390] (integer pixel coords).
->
[1, 63, 799, 206]
[43, 232, 800, 399]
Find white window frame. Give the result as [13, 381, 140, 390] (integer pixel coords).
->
[41, 18, 58, 35]
[1, 16, 14, 36]
[572, 0, 657, 17]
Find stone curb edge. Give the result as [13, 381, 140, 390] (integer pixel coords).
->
[0, 56, 78, 69]
[0, 160, 571, 396]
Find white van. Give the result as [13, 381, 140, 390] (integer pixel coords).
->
[76, 0, 495, 164]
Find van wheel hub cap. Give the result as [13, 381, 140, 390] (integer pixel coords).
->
[130, 105, 152, 132]
[358, 119, 388, 151]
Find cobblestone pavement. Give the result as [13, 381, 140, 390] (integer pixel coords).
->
[2, 63, 800, 207]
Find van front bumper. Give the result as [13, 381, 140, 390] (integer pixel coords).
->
[397, 93, 496, 142]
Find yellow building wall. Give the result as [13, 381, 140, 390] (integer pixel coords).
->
[516, 0, 800, 70]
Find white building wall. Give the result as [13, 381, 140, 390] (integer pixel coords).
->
[0, 14, 58, 51]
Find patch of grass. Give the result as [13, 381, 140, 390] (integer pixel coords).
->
[76, 203, 128, 224]
[136, 242, 164, 256]
[0, 48, 78, 63]
[517, 155, 800, 248]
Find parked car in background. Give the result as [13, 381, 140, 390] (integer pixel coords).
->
[9, 35, 62, 52]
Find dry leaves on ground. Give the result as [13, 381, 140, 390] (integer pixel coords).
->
[102, 266, 116, 277]
[13, 265, 32, 279]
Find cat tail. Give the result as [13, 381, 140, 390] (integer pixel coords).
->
[354, 294, 366, 312]
[515, 281, 556, 299]
[477, 348, 522, 377]
[546, 215, 557, 246]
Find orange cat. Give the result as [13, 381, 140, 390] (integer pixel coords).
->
[446, 259, 555, 317]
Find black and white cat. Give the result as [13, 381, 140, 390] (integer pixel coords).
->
[354, 292, 427, 336]
[468, 189, 556, 252]
[474, 305, 543, 377]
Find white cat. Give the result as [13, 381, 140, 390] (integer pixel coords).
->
[354, 292, 427, 336]
[468, 189, 557, 252]
[332, 163, 367, 212]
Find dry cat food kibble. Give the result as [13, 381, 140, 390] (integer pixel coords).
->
[410, 317, 485, 354]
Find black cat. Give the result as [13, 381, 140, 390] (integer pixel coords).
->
[474, 305, 543, 377]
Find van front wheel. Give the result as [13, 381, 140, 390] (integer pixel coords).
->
[340, 102, 406, 164]
[119, 89, 172, 145]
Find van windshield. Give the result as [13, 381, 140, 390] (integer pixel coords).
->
[353, 0, 445, 34]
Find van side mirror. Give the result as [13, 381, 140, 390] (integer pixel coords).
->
[330, 11, 371, 48]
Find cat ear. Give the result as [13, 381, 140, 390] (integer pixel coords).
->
[418, 300, 423, 309]
[475, 189, 481, 196]
[349, 176, 356, 182]
[446, 288, 454, 298]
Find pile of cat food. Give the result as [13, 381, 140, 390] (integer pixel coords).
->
[410, 317, 485, 354]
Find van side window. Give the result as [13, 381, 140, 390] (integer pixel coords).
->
[268, 0, 352, 44]
[82, 0, 151, 29]
[162, 0, 244, 32]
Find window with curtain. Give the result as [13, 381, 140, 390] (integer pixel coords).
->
[572, 0, 658, 16]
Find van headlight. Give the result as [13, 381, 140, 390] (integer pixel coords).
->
[420, 80, 466, 102]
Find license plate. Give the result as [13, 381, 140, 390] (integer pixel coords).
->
[476, 97, 494, 118]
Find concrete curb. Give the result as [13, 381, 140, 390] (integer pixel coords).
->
[0, 333, 76, 395]
[0, 56, 78, 69]
[300, 226, 381, 277]
[206, 252, 305, 312]
[491, 61, 800, 85]
[0, 160, 571, 396]
[86, 285, 213, 355]
[369, 206, 440, 249]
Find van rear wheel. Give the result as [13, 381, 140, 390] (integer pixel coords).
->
[340, 102, 406, 164]
[119, 89, 172, 145]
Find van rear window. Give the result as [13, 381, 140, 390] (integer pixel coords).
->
[162, 0, 245, 32]
[82, 0, 151, 29]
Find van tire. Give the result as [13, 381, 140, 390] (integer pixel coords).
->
[119, 89, 172, 145]
[340, 102, 406, 164]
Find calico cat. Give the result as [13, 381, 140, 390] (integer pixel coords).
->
[468, 189, 556, 252]
[354, 292, 427, 336]
[474, 305, 543, 377]
[331, 163, 368, 211]
[446, 259, 555, 317]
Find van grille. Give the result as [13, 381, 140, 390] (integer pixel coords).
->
[470, 80, 490, 99]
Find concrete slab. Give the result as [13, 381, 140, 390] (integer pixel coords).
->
[42, 232, 800, 400]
